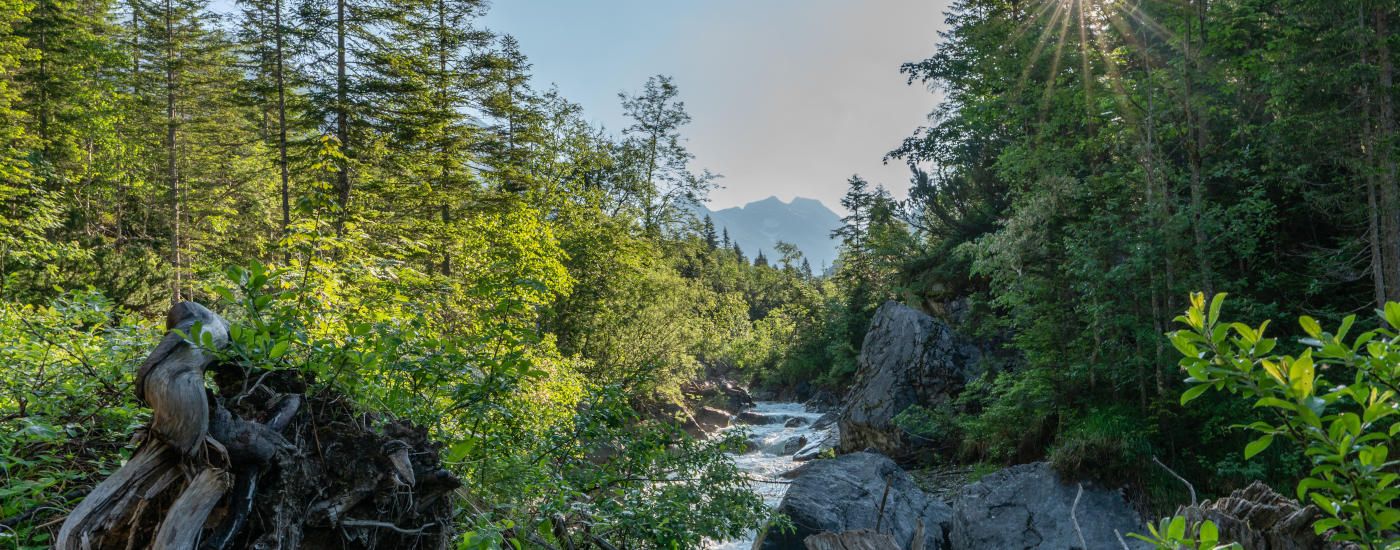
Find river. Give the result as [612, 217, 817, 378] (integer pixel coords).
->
[706, 402, 833, 550]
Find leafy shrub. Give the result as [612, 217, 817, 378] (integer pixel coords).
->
[892, 401, 961, 456]
[0, 290, 158, 549]
[1167, 293, 1399, 548]
[954, 370, 1058, 463]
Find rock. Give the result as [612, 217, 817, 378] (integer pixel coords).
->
[950, 462, 1146, 550]
[694, 406, 732, 433]
[804, 390, 840, 412]
[757, 452, 950, 550]
[739, 410, 785, 425]
[785, 417, 808, 428]
[811, 412, 837, 431]
[683, 378, 754, 413]
[780, 435, 809, 455]
[793, 430, 839, 462]
[1174, 481, 1348, 550]
[838, 301, 981, 457]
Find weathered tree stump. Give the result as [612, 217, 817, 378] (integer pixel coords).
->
[56, 302, 461, 549]
[59, 302, 234, 550]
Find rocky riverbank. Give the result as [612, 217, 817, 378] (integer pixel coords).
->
[711, 300, 1341, 549]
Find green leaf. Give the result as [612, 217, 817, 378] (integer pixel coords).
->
[1198, 520, 1218, 543]
[1167, 515, 1186, 540]
[1299, 316, 1322, 338]
[1208, 293, 1227, 327]
[269, 340, 289, 360]
[1253, 397, 1296, 411]
[1181, 384, 1211, 406]
[1289, 351, 1314, 396]
[1244, 434, 1273, 459]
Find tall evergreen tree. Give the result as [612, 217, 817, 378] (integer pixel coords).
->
[702, 214, 718, 249]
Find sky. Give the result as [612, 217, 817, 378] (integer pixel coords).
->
[481, 0, 951, 212]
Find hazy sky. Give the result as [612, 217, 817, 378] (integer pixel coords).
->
[482, 0, 951, 212]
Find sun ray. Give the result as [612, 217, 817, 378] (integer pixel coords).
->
[1038, 1, 1074, 119]
[1013, 0, 1070, 105]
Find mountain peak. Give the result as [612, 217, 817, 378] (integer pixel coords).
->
[701, 196, 841, 270]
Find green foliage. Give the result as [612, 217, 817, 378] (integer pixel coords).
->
[0, 291, 157, 549]
[1048, 406, 1154, 486]
[954, 370, 1057, 464]
[1171, 293, 1400, 547]
[1131, 516, 1241, 550]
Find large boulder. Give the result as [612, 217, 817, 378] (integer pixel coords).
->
[757, 452, 951, 550]
[950, 462, 1146, 550]
[838, 301, 980, 457]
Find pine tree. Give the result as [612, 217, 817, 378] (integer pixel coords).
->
[367, 0, 489, 273]
[753, 249, 768, 268]
[237, 0, 311, 240]
[702, 215, 718, 249]
[0, 0, 34, 184]
[474, 35, 547, 194]
[721, 226, 730, 249]
[135, 0, 272, 300]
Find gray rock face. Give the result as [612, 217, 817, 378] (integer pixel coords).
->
[838, 301, 980, 457]
[758, 452, 951, 550]
[950, 462, 1146, 550]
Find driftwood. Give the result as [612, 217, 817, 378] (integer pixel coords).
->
[803, 530, 900, 550]
[54, 301, 461, 549]
[58, 302, 231, 550]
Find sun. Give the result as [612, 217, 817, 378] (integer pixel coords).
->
[1009, 0, 1182, 123]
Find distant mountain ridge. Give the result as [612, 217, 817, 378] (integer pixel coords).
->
[700, 196, 842, 271]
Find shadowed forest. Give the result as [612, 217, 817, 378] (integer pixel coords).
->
[0, 0, 1397, 548]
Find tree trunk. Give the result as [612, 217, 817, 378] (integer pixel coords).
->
[1183, 0, 1213, 296]
[56, 302, 461, 549]
[164, 0, 180, 303]
[276, 0, 289, 243]
[334, 0, 350, 233]
[1361, 4, 1387, 306]
[58, 302, 230, 549]
[1376, 6, 1400, 303]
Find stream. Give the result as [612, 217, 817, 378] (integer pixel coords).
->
[706, 402, 834, 550]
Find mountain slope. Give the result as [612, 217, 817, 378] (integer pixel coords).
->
[702, 196, 842, 271]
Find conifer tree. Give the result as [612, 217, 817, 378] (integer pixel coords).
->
[702, 215, 718, 249]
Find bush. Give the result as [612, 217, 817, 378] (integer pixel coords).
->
[0, 290, 158, 549]
[954, 370, 1057, 463]
[1166, 293, 1399, 548]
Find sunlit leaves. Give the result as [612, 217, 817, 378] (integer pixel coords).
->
[1170, 293, 1400, 547]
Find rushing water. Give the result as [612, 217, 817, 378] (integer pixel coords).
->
[706, 402, 834, 550]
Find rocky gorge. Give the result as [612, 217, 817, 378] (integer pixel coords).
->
[706, 301, 1335, 550]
